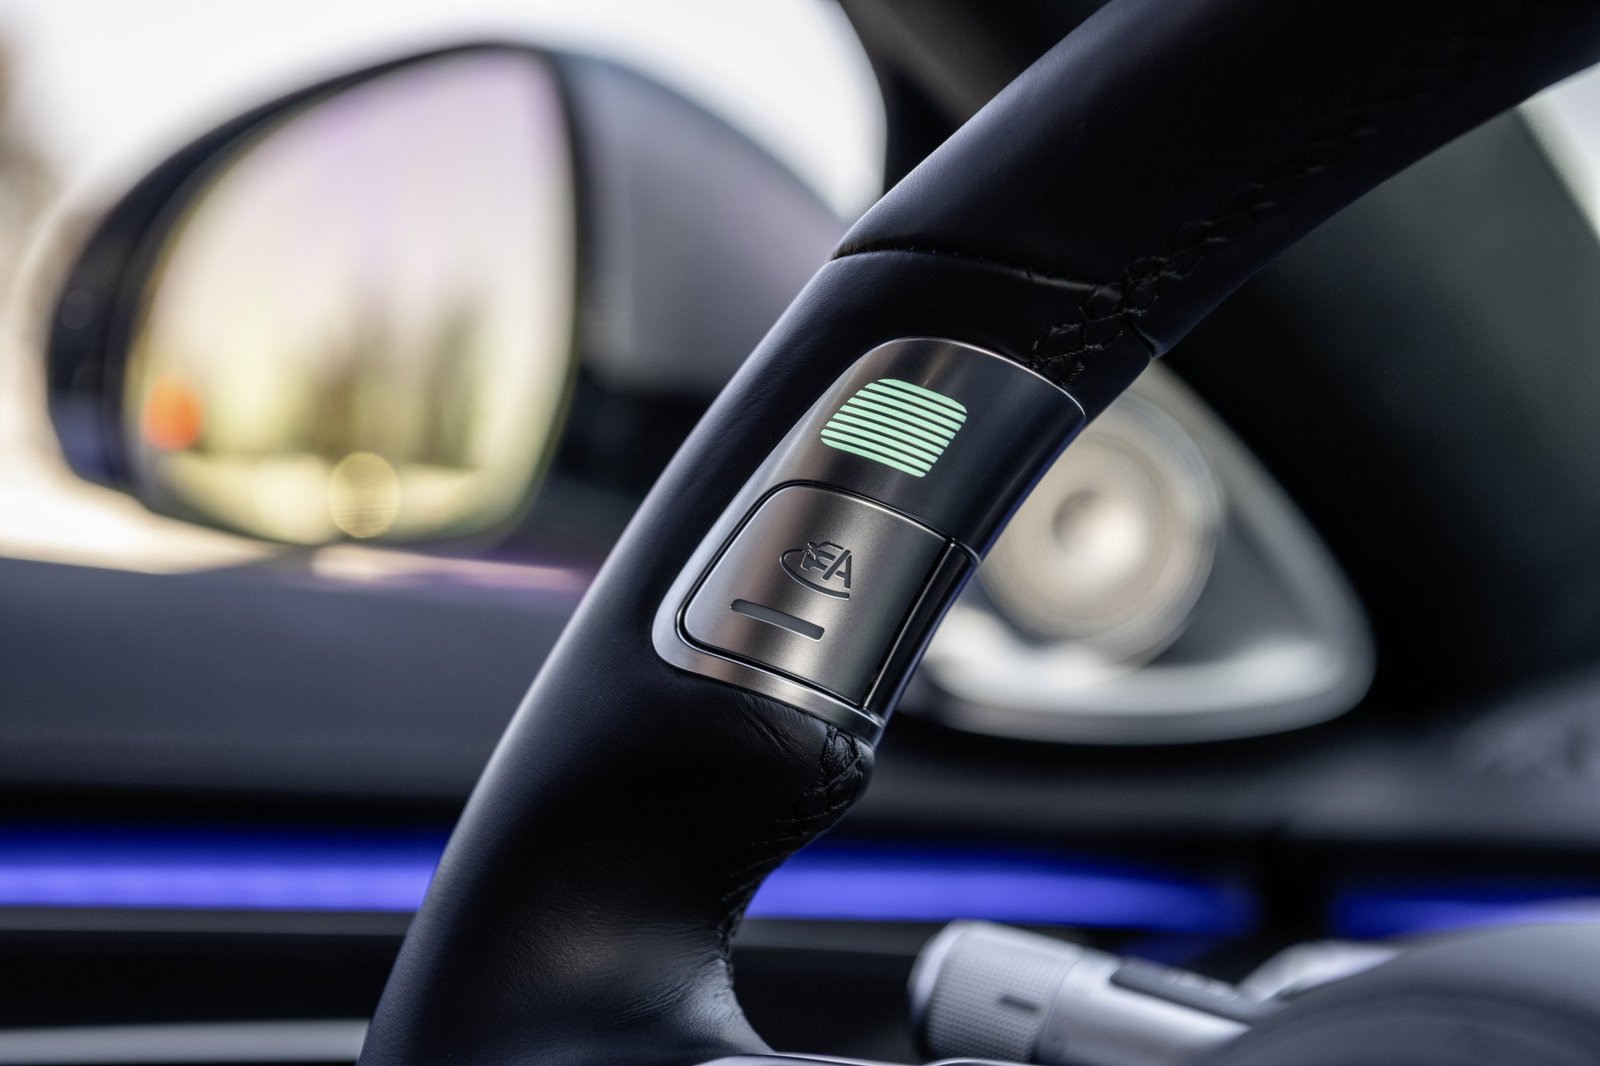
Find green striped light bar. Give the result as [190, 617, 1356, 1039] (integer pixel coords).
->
[819, 378, 968, 477]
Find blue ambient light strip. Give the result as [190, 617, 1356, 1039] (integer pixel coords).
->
[819, 378, 967, 476]
[0, 829, 1254, 933]
[748, 843, 1256, 933]
[1331, 878, 1600, 939]
[0, 828, 446, 912]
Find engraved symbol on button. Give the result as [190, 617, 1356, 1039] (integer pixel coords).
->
[780, 540, 854, 599]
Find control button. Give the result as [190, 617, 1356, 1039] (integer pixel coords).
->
[819, 377, 969, 477]
[682, 485, 946, 704]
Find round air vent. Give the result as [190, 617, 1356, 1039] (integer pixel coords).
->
[914, 363, 1373, 744]
[980, 391, 1221, 667]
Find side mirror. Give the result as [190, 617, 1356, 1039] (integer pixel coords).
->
[43, 43, 843, 544]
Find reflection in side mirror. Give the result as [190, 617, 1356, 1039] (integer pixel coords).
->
[44, 42, 850, 552]
[79, 48, 576, 544]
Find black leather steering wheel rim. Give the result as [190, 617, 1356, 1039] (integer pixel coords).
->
[356, 3, 1600, 1064]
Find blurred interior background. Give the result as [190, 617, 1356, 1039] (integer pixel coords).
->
[0, 0, 881, 574]
[8, 3, 1600, 1063]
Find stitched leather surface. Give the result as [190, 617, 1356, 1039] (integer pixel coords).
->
[359, 4, 1600, 1064]
[359, 250, 1108, 1066]
[840, 0, 1600, 411]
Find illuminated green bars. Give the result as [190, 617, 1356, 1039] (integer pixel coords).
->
[819, 378, 967, 477]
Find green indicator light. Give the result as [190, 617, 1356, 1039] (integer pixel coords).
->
[820, 378, 967, 477]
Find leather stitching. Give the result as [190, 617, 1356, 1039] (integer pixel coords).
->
[836, 5, 1567, 389]
[1027, 3, 1552, 385]
[713, 724, 869, 961]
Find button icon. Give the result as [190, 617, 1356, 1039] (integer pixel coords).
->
[781, 540, 854, 598]
[819, 378, 967, 477]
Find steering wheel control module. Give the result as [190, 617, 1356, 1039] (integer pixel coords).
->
[655, 338, 1086, 743]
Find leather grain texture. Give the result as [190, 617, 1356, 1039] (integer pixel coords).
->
[359, 251, 1108, 1066]
[360, 3, 1600, 1064]
[841, 0, 1600, 414]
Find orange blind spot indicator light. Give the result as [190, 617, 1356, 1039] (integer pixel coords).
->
[141, 376, 204, 451]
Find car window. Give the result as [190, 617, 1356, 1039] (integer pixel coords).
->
[0, 0, 883, 574]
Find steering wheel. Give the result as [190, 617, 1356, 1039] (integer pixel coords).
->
[353, 2, 1600, 1064]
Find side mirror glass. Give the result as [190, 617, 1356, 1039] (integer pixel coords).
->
[52, 47, 577, 544]
[42, 42, 848, 549]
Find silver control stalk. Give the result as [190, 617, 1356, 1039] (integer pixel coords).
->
[910, 922, 1263, 1066]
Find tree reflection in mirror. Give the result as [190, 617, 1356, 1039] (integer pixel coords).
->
[124, 49, 577, 544]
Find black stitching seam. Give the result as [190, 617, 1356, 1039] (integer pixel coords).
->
[1025, 3, 1553, 387]
[834, 7, 1566, 389]
[713, 724, 869, 962]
